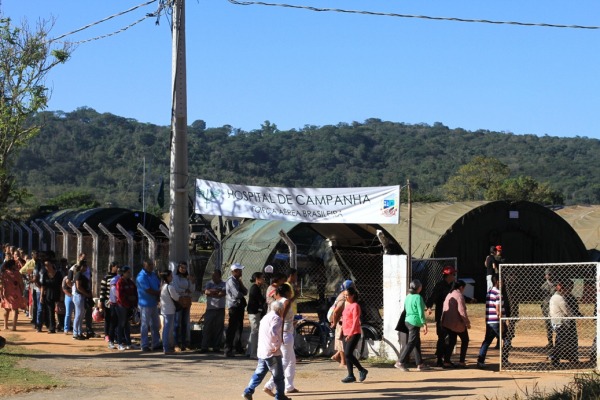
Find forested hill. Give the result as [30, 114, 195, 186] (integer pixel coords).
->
[13, 107, 600, 212]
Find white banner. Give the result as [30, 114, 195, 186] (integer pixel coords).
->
[195, 179, 399, 224]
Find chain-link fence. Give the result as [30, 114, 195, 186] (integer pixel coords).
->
[500, 262, 599, 372]
[412, 257, 458, 303]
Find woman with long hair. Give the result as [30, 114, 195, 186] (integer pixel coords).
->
[40, 260, 63, 334]
[72, 262, 92, 340]
[0, 259, 26, 331]
[441, 280, 471, 368]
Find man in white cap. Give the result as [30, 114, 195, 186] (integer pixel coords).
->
[224, 262, 248, 357]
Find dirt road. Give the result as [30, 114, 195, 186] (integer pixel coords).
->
[1, 318, 577, 400]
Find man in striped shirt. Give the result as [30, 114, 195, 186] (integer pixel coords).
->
[477, 274, 509, 368]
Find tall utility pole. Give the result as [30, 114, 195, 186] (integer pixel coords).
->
[168, 0, 189, 270]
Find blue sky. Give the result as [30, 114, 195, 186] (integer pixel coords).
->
[4, 1, 600, 139]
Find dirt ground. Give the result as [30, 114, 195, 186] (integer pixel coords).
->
[0, 311, 580, 400]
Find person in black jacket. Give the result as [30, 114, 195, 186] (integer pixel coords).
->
[99, 261, 119, 345]
[246, 272, 266, 359]
[426, 265, 456, 367]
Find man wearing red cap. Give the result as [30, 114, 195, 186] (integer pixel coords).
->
[425, 265, 456, 367]
[484, 245, 503, 291]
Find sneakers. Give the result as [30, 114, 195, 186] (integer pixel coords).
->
[242, 393, 253, 400]
[127, 344, 139, 350]
[108, 342, 116, 349]
[417, 364, 431, 371]
[341, 375, 356, 383]
[477, 361, 486, 369]
[394, 362, 409, 372]
[359, 369, 369, 382]
[263, 388, 275, 397]
[286, 388, 300, 394]
[118, 345, 126, 351]
[142, 347, 152, 352]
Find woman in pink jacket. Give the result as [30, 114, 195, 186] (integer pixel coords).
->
[441, 280, 471, 368]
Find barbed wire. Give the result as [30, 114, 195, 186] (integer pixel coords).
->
[51, 0, 159, 43]
[227, 0, 600, 30]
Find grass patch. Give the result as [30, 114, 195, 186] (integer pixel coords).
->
[489, 372, 600, 400]
[0, 340, 64, 396]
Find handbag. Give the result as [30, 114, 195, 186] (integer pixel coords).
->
[168, 284, 184, 311]
[178, 295, 192, 308]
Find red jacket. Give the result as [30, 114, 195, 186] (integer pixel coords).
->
[116, 277, 138, 309]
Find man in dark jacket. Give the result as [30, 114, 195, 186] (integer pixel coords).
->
[426, 265, 456, 367]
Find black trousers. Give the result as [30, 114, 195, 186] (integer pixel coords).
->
[343, 334, 365, 377]
[224, 306, 245, 353]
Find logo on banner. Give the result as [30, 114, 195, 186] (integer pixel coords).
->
[381, 196, 397, 217]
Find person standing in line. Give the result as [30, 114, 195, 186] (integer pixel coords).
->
[159, 270, 179, 355]
[224, 262, 248, 357]
[441, 280, 471, 368]
[242, 301, 292, 400]
[172, 261, 195, 351]
[425, 265, 456, 367]
[62, 271, 74, 335]
[115, 266, 138, 351]
[549, 280, 580, 367]
[72, 263, 92, 340]
[330, 280, 354, 367]
[540, 268, 556, 349]
[39, 260, 62, 334]
[199, 269, 226, 353]
[484, 246, 502, 291]
[99, 261, 119, 342]
[0, 258, 27, 331]
[477, 274, 509, 368]
[136, 260, 162, 352]
[264, 283, 299, 395]
[247, 272, 266, 359]
[340, 286, 369, 383]
[396, 279, 430, 372]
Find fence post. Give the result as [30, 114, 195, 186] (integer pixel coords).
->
[116, 224, 134, 270]
[54, 222, 69, 261]
[98, 223, 116, 263]
[42, 221, 56, 253]
[30, 221, 45, 252]
[204, 228, 222, 272]
[11, 221, 23, 248]
[83, 223, 100, 297]
[19, 221, 33, 254]
[137, 223, 157, 268]
[67, 222, 83, 259]
[278, 230, 296, 271]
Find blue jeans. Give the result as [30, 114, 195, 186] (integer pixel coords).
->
[478, 323, 509, 363]
[115, 305, 132, 345]
[162, 313, 175, 352]
[34, 290, 44, 329]
[174, 307, 190, 347]
[72, 292, 85, 336]
[140, 306, 161, 348]
[64, 295, 74, 332]
[243, 356, 286, 399]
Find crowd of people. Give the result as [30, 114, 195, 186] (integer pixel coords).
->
[1, 243, 593, 400]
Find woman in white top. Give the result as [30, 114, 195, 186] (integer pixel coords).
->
[172, 261, 196, 351]
[159, 270, 180, 355]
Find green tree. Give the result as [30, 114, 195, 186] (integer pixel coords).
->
[443, 156, 510, 201]
[0, 18, 71, 211]
[487, 176, 564, 205]
[47, 190, 99, 209]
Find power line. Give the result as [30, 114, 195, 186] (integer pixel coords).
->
[227, 0, 600, 30]
[51, 0, 159, 43]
